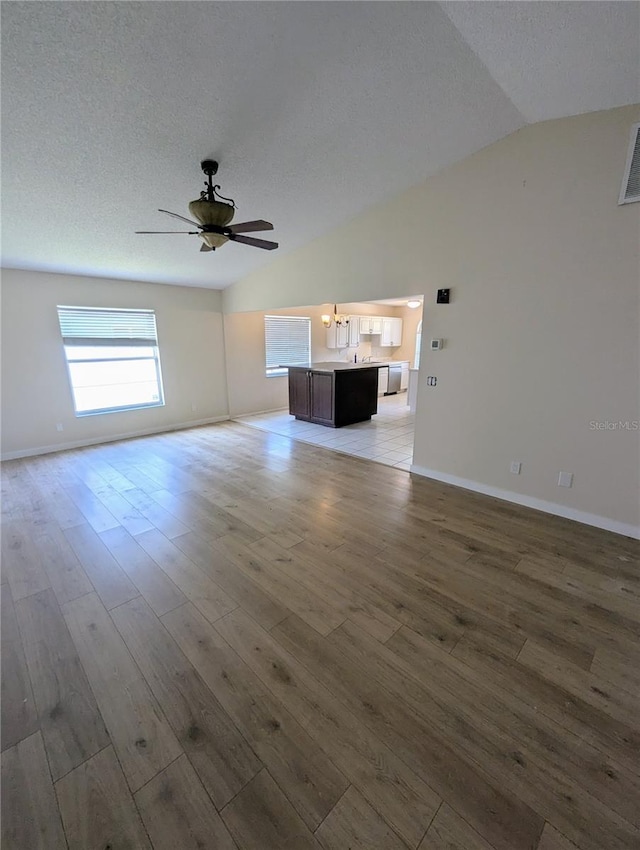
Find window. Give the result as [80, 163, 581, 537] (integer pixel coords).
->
[265, 315, 311, 377]
[414, 320, 422, 369]
[57, 306, 164, 415]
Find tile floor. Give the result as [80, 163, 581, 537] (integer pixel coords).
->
[236, 393, 415, 470]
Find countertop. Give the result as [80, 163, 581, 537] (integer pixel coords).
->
[367, 360, 410, 366]
[285, 360, 411, 373]
[285, 362, 383, 373]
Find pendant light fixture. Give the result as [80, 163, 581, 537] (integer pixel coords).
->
[321, 304, 349, 328]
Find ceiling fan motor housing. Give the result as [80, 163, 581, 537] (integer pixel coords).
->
[188, 198, 235, 248]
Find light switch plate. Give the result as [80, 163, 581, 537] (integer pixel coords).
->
[558, 471, 573, 488]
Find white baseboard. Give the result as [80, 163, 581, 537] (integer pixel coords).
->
[233, 406, 289, 419]
[1, 416, 230, 461]
[409, 463, 640, 540]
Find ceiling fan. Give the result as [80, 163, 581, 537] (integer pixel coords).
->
[136, 160, 278, 252]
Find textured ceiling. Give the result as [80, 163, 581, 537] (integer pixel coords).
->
[2, 2, 638, 290]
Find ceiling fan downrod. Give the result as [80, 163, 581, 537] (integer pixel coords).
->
[199, 160, 236, 208]
[200, 159, 218, 201]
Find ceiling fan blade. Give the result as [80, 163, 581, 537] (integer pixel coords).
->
[200, 243, 213, 252]
[158, 209, 202, 227]
[229, 233, 279, 251]
[228, 219, 274, 234]
[135, 230, 200, 234]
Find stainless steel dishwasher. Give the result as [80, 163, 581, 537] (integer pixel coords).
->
[385, 363, 402, 395]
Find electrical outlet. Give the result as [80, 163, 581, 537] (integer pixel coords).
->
[191, 403, 197, 412]
[56, 423, 64, 432]
[510, 461, 521, 475]
[558, 471, 573, 488]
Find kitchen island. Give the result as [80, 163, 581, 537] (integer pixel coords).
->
[287, 362, 380, 427]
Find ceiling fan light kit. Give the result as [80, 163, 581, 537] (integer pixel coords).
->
[136, 160, 278, 253]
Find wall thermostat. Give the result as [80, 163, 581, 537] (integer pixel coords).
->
[436, 288, 450, 304]
[430, 338, 443, 350]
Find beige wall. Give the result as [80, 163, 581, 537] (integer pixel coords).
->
[393, 304, 423, 366]
[1, 269, 228, 457]
[223, 106, 640, 533]
[224, 301, 411, 417]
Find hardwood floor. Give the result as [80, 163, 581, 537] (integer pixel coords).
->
[1, 421, 639, 850]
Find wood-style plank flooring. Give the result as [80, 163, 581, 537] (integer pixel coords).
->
[1, 421, 639, 850]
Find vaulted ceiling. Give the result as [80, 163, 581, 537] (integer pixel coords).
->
[2, 2, 638, 289]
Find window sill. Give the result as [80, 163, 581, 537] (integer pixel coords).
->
[75, 402, 165, 418]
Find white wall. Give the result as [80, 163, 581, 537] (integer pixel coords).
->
[223, 106, 640, 535]
[1, 269, 228, 457]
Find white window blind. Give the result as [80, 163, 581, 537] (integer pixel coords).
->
[58, 306, 158, 346]
[265, 315, 311, 377]
[57, 306, 164, 416]
[619, 122, 640, 205]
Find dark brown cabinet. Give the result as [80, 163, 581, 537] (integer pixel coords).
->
[310, 371, 334, 425]
[288, 365, 378, 427]
[288, 368, 311, 419]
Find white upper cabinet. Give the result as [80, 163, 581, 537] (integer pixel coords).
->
[326, 321, 350, 349]
[359, 316, 382, 335]
[348, 316, 361, 347]
[328, 314, 401, 347]
[380, 317, 403, 347]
